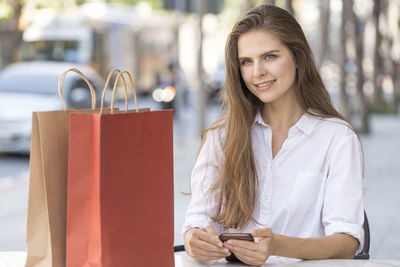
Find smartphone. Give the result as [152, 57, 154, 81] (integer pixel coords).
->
[218, 233, 254, 242]
[218, 233, 254, 262]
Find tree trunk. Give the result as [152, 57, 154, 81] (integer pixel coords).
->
[394, 62, 400, 104]
[242, 0, 254, 12]
[372, 0, 384, 109]
[263, 0, 276, 5]
[197, 0, 207, 134]
[339, 0, 350, 119]
[285, 0, 294, 16]
[0, 0, 23, 69]
[349, 0, 369, 133]
[380, 0, 398, 113]
[388, 1, 400, 105]
[318, 0, 331, 69]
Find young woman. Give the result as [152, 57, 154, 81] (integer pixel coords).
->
[182, 4, 364, 266]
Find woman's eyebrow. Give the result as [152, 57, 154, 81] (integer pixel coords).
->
[238, 50, 280, 60]
[260, 50, 280, 57]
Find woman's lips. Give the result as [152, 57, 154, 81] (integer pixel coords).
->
[255, 80, 276, 91]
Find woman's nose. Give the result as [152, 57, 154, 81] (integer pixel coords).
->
[253, 62, 266, 78]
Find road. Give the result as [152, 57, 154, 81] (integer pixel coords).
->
[0, 155, 29, 250]
[0, 94, 399, 259]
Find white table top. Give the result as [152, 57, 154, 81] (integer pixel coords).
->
[1, 251, 400, 267]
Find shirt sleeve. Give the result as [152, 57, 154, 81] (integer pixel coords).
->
[322, 129, 365, 254]
[181, 129, 224, 239]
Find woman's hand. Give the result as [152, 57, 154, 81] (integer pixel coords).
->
[223, 228, 276, 266]
[184, 226, 231, 262]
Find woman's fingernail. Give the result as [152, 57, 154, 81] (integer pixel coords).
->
[227, 240, 233, 245]
[223, 248, 229, 253]
[218, 241, 223, 247]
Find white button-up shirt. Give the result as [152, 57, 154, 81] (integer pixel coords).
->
[182, 112, 364, 254]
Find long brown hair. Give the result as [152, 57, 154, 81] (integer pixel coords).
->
[204, 5, 348, 230]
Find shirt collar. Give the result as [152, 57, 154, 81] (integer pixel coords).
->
[253, 109, 320, 136]
[294, 111, 320, 135]
[253, 112, 268, 127]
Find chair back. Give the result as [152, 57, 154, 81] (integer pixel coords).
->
[354, 211, 370, 259]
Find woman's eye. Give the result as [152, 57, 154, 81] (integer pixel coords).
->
[241, 59, 251, 65]
[265, 54, 276, 60]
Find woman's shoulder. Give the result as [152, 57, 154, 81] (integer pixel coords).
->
[309, 116, 362, 156]
[312, 114, 357, 139]
[202, 119, 227, 148]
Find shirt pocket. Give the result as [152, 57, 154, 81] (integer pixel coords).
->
[288, 171, 324, 212]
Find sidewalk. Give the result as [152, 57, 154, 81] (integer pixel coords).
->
[361, 114, 400, 259]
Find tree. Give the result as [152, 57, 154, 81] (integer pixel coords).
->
[339, 0, 349, 120]
[263, 0, 275, 5]
[242, 0, 254, 12]
[285, 0, 293, 16]
[0, 0, 23, 69]
[318, 0, 330, 69]
[377, 0, 398, 113]
[372, 0, 384, 109]
[349, 0, 369, 133]
[389, 0, 400, 106]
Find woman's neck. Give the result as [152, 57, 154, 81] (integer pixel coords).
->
[261, 98, 305, 131]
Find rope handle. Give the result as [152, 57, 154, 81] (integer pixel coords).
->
[100, 69, 129, 113]
[58, 68, 96, 110]
[106, 70, 139, 114]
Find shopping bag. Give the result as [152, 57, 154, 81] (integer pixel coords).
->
[25, 68, 124, 267]
[66, 71, 174, 267]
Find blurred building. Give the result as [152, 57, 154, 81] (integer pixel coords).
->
[19, 2, 175, 95]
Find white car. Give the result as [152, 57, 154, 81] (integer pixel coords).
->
[0, 61, 106, 154]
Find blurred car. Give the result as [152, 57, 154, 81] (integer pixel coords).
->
[0, 61, 106, 155]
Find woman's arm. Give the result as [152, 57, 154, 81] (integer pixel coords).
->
[223, 228, 358, 266]
[272, 232, 358, 259]
[181, 129, 224, 238]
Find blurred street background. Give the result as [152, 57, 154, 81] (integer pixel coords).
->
[1, 0, 400, 260]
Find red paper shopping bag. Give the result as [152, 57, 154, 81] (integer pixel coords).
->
[66, 71, 174, 267]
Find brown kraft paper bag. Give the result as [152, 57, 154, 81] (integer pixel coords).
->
[25, 68, 125, 267]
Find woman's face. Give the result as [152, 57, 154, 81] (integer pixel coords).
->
[238, 30, 297, 105]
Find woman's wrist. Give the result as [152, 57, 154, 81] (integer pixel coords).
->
[185, 227, 199, 238]
[269, 233, 305, 258]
